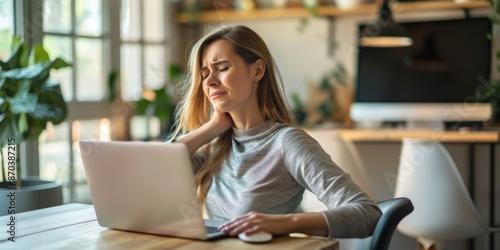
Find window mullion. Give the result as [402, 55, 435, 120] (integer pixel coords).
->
[105, 0, 121, 98]
[23, 0, 44, 46]
[20, 0, 44, 178]
[70, 0, 77, 101]
[68, 119, 75, 202]
[140, 0, 145, 92]
[14, 0, 23, 35]
[164, 0, 170, 62]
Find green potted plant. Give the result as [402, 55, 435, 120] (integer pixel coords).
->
[0, 37, 71, 215]
[303, 60, 352, 127]
[132, 64, 182, 140]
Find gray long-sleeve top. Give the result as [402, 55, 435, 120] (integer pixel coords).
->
[191, 120, 381, 239]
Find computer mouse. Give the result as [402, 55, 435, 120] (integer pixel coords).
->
[237, 231, 273, 243]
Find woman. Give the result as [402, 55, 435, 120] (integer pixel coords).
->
[170, 24, 381, 239]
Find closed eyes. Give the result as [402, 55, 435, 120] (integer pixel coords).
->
[201, 66, 230, 80]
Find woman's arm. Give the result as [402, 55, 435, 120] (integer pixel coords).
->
[283, 128, 381, 238]
[220, 127, 381, 238]
[220, 211, 329, 237]
[174, 112, 233, 155]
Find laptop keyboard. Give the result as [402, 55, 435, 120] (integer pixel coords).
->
[206, 226, 221, 234]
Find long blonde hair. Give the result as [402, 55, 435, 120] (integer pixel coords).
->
[171, 25, 294, 206]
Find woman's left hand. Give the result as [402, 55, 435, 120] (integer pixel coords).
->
[218, 212, 294, 236]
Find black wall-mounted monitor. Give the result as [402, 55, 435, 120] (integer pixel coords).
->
[351, 17, 493, 129]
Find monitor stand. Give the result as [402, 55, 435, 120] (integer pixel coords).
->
[405, 120, 445, 130]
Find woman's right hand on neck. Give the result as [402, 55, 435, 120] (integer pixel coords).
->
[174, 111, 233, 155]
[207, 111, 233, 135]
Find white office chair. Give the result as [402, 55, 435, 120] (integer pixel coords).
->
[394, 138, 500, 250]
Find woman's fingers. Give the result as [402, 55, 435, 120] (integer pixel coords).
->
[219, 212, 291, 236]
[220, 213, 256, 235]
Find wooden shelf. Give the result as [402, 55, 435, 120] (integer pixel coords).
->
[176, 1, 492, 23]
[306, 128, 500, 143]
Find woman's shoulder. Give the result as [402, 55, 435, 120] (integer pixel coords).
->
[271, 123, 315, 145]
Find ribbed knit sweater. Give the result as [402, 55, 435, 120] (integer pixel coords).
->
[191, 120, 381, 238]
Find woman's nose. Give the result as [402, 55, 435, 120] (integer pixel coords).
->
[204, 73, 219, 87]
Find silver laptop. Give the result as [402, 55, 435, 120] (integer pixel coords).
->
[79, 140, 226, 240]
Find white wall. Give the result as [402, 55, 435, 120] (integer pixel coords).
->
[206, 8, 490, 110]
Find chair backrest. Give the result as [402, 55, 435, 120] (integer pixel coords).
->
[395, 138, 492, 242]
[338, 198, 414, 250]
[370, 197, 414, 250]
[306, 130, 380, 200]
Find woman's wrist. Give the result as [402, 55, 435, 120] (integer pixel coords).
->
[289, 213, 300, 233]
[202, 120, 228, 141]
[288, 212, 329, 237]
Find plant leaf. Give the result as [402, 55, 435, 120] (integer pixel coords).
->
[2, 57, 70, 82]
[8, 80, 38, 114]
[135, 98, 152, 115]
[291, 92, 303, 110]
[107, 69, 119, 102]
[152, 98, 172, 120]
[30, 103, 63, 120]
[0, 114, 22, 148]
[0, 114, 12, 148]
[319, 77, 331, 90]
[318, 102, 331, 120]
[29, 80, 67, 124]
[2, 62, 47, 80]
[0, 60, 7, 70]
[3, 43, 26, 70]
[9, 93, 38, 114]
[0, 77, 5, 89]
[25, 115, 48, 140]
[50, 57, 71, 70]
[28, 44, 50, 65]
[168, 64, 183, 81]
[154, 106, 171, 121]
[18, 112, 28, 135]
[11, 35, 22, 52]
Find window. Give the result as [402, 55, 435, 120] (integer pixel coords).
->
[120, 0, 169, 101]
[1, 0, 171, 204]
[0, 1, 15, 178]
[38, 0, 112, 203]
[0, 0, 15, 61]
[43, 0, 105, 101]
[35, 0, 171, 203]
[121, 0, 171, 140]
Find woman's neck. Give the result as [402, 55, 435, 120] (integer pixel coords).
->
[230, 111, 265, 130]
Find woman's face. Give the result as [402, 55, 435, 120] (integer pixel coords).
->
[200, 39, 263, 115]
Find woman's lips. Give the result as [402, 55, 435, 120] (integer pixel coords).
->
[210, 91, 225, 100]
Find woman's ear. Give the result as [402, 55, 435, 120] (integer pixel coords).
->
[253, 59, 266, 82]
